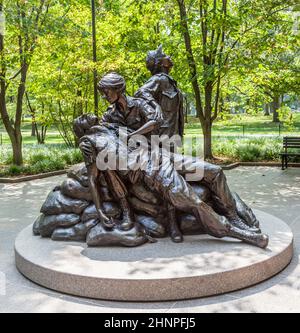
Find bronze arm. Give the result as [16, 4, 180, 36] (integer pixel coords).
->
[128, 120, 158, 137]
[86, 163, 115, 229]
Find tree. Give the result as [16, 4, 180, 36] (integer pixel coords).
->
[175, 0, 297, 159]
[25, 92, 48, 144]
[230, 5, 300, 122]
[2, 0, 298, 163]
[25, 0, 95, 147]
[0, 0, 52, 165]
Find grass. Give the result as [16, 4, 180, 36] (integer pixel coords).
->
[1, 114, 300, 144]
[185, 113, 300, 137]
[0, 127, 64, 145]
[1, 114, 300, 176]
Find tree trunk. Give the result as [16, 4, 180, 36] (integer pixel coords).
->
[91, 0, 98, 115]
[184, 94, 189, 123]
[177, 0, 203, 122]
[203, 81, 214, 159]
[76, 89, 83, 116]
[0, 9, 23, 165]
[264, 103, 270, 116]
[0, 93, 24, 164]
[11, 133, 23, 165]
[12, 63, 28, 165]
[203, 120, 213, 160]
[272, 95, 281, 123]
[31, 120, 36, 136]
[40, 125, 47, 144]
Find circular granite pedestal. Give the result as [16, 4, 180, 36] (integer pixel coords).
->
[15, 210, 293, 301]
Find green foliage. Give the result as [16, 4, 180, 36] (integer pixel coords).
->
[0, 144, 83, 177]
[186, 134, 289, 162]
[212, 137, 283, 162]
[235, 144, 262, 161]
[0, 148, 13, 164]
[1, 0, 299, 163]
[278, 105, 294, 129]
[7, 164, 23, 176]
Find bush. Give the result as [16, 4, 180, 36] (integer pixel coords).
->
[27, 151, 52, 165]
[278, 106, 294, 129]
[30, 159, 66, 174]
[0, 146, 13, 164]
[7, 164, 23, 176]
[189, 136, 283, 162]
[235, 144, 261, 161]
[212, 136, 282, 162]
[0, 144, 83, 177]
[71, 149, 84, 164]
[213, 137, 237, 157]
[60, 149, 83, 165]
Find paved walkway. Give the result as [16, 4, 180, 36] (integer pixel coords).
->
[0, 167, 300, 313]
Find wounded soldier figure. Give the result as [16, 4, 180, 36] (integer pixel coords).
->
[73, 111, 268, 249]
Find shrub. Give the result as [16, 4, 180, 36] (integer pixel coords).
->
[27, 151, 52, 165]
[60, 149, 83, 165]
[71, 149, 84, 164]
[213, 136, 282, 162]
[30, 159, 66, 174]
[7, 165, 23, 176]
[0, 144, 83, 177]
[61, 152, 73, 165]
[0, 146, 13, 164]
[278, 106, 294, 129]
[235, 144, 261, 161]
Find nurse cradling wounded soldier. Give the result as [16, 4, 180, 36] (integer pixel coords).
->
[33, 47, 268, 249]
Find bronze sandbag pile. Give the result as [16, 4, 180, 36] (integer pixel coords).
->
[33, 163, 214, 246]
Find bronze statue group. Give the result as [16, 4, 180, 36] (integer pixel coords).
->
[33, 46, 269, 249]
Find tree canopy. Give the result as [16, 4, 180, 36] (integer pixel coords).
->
[0, 0, 299, 163]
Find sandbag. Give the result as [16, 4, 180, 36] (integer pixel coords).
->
[67, 163, 89, 187]
[130, 183, 159, 205]
[52, 219, 98, 241]
[38, 213, 81, 237]
[61, 178, 93, 201]
[81, 202, 121, 222]
[128, 197, 160, 217]
[178, 213, 205, 235]
[63, 169, 113, 202]
[86, 223, 148, 247]
[40, 189, 89, 215]
[33, 214, 43, 236]
[135, 214, 166, 238]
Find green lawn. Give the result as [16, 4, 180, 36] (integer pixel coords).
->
[1, 114, 300, 145]
[185, 113, 300, 137]
[0, 124, 65, 145]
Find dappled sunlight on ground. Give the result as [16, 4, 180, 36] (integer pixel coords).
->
[226, 167, 300, 229]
